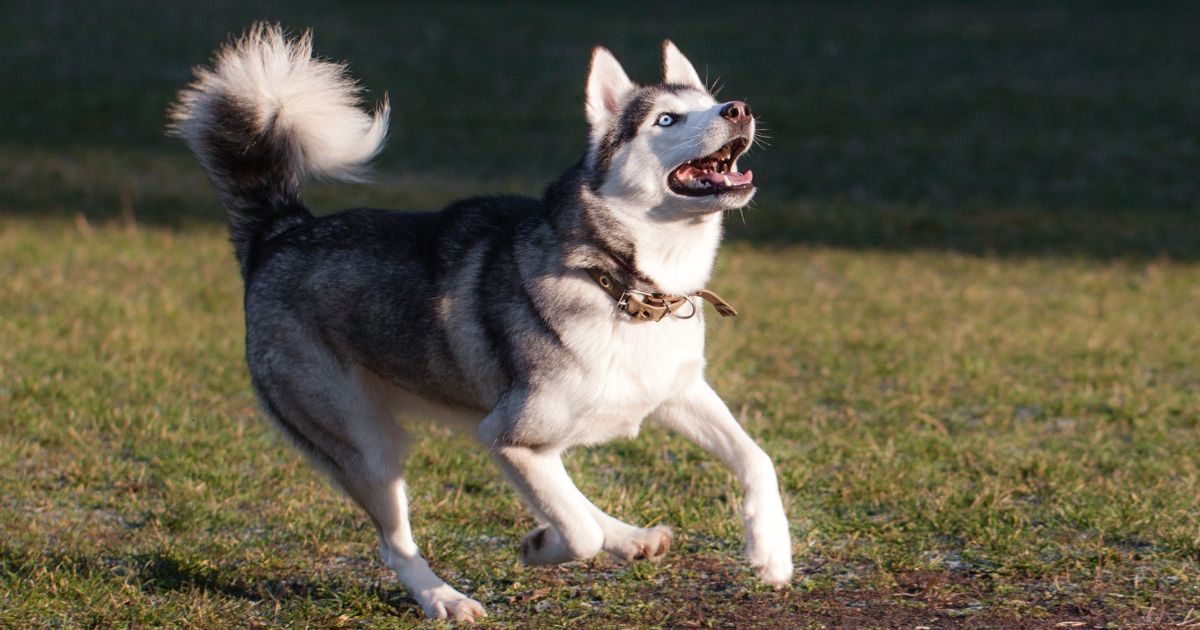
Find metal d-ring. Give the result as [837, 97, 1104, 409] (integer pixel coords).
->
[669, 296, 698, 320]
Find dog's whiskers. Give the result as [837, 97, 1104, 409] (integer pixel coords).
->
[708, 75, 725, 99]
[751, 118, 773, 149]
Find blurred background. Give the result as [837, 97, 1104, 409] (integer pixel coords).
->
[4, 1, 1198, 257]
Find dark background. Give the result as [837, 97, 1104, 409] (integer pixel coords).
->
[3, 1, 1198, 257]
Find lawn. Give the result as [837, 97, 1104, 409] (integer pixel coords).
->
[2, 2, 1199, 628]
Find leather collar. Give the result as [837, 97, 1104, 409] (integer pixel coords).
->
[586, 266, 738, 323]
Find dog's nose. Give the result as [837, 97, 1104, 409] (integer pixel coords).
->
[719, 101, 753, 125]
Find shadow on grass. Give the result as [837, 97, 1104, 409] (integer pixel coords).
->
[0, 547, 423, 618]
[135, 552, 421, 615]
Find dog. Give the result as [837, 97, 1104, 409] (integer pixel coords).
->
[169, 24, 792, 621]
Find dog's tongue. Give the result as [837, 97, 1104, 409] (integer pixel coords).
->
[698, 169, 753, 188]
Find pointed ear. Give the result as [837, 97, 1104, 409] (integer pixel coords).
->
[586, 46, 635, 129]
[662, 40, 705, 91]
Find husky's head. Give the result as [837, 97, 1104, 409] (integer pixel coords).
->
[584, 41, 756, 217]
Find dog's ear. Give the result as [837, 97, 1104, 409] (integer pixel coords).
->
[662, 40, 705, 92]
[586, 46, 635, 129]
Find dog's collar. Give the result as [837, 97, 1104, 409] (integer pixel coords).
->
[585, 266, 738, 323]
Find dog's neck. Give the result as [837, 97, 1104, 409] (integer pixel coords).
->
[547, 165, 725, 295]
[599, 201, 724, 295]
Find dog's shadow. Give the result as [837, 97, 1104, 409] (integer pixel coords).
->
[4, 548, 425, 619]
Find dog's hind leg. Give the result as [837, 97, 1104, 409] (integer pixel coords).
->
[255, 359, 485, 621]
[370, 477, 486, 621]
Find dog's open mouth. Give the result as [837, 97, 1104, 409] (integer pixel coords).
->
[668, 137, 753, 197]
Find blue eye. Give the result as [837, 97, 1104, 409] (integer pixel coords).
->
[655, 113, 677, 127]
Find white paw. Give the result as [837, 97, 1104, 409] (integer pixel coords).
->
[414, 583, 487, 622]
[424, 595, 487, 622]
[605, 525, 674, 563]
[518, 524, 604, 565]
[746, 514, 793, 587]
[752, 550, 794, 587]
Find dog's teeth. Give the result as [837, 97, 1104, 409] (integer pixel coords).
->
[723, 175, 731, 186]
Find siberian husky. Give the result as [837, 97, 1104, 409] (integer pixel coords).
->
[170, 24, 792, 621]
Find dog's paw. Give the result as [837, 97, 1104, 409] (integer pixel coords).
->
[416, 584, 487, 622]
[519, 524, 604, 565]
[746, 512, 793, 587]
[605, 525, 674, 563]
[424, 596, 487, 622]
[751, 550, 794, 587]
[518, 525, 568, 565]
[519, 525, 552, 565]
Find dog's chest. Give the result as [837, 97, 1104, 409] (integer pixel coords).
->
[557, 315, 705, 444]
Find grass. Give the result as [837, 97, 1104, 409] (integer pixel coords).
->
[4, 222, 1199, 627]
[3, 1, 1200, 627]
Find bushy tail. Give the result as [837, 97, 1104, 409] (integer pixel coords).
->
[168, 23, 389, 275]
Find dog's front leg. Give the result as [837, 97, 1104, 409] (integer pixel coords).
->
[654, 380, 794, 586]
[491, 445, 607, 564]
[479, 398, 605, 565]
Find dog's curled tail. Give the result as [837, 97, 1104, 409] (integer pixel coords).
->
[168, 23, 389, 274]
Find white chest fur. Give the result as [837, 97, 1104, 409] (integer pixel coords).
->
[553, 310, 707, 446]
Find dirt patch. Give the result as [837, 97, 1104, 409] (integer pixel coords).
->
[519, 555, 1200, 629]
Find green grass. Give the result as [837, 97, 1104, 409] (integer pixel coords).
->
[4, 222, 1199, 627]
[3, 1, 1200, 627]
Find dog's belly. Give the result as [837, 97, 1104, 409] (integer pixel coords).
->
[379, 380, 489, 432]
